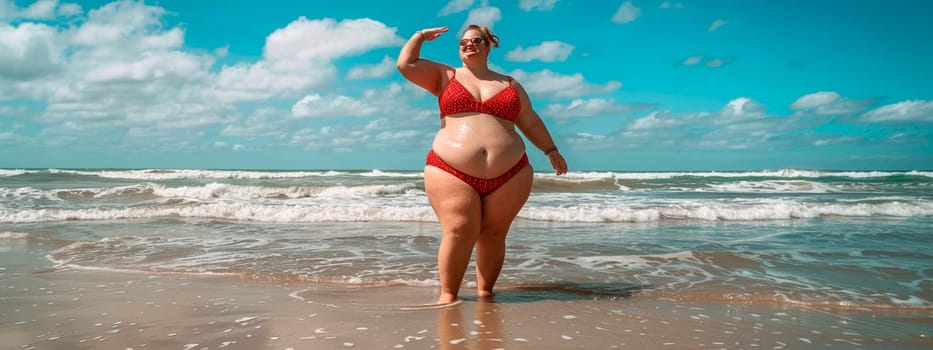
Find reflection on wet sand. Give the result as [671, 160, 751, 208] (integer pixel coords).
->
[438, 299, 506, 349]
[435, 283, 643, 348]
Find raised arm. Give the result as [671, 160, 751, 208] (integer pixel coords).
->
[513, 81, 568, 175]
[397, 26, 451, 96]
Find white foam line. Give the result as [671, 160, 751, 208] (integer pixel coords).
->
[399, 299, 463, 311]
[288, 289, 312, 302]
[44, 259, 240, 278]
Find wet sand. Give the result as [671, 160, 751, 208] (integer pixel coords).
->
[2, 266, 930, 350]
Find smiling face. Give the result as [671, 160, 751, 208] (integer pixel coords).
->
[459, 29, 488, 62]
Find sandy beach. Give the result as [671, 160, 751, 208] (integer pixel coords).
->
[3, 265, 929, 350]
[3, 168, 933, 349]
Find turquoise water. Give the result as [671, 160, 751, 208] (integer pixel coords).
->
[1, 168, 931, 311]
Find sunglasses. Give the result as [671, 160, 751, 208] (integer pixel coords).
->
[459, 37, 485, 46]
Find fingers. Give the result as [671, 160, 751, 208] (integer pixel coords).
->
[421, 26, 450, 37]
[549, 154, 568, 175]
[422, 26, 449, 39]
[555, 162, 568, 175]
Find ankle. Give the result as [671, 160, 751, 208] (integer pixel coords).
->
[438, 293, 459, 304]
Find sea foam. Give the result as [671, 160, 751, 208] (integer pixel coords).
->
[3, 199, 931, 223]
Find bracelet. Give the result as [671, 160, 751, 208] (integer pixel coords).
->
[543, 146, 558, 155]
[415, 30, 424, 37]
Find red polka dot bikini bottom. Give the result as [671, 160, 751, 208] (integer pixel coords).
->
[425, 150, 529, 197]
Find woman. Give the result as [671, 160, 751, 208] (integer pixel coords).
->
[397, 24, 568, 305]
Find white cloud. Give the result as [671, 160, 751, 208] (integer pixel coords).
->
[288, 122, 427, 151]
[56, 2, 81, 17]
[681, 55, 732, 68]
[439, 0, 474, 16]
[7, 1, 921, 166]
[218, 17, 403, 102]
[708, 19, 727, 32]
[813, 136, 859, 146]
[626, 97, 779, 137]
[289, 82, 435, 120]
[705, 58, 724, 67]
[84, 50, 209, 83]
[860, 100, 933, 123]
[291, 94, 380, 118]
[612, 2, 640, 24]
[1, 1, 236, 138]
[0, 1, 449, 159]
[629, 110, 689, 130]
[566, 132, 611, 150]
[815, 99, 872, 115]
[682, 56, 702, 66]
[0, 0, 15, 20]
[1, 0, 420, 158]
[347, 55, 395, 80]
[215, 45, 229, 58]
[277, 84, 437, 150]
[215, 60, 335, 103]
[376, 130, 419, 141]
[71, 1, 167, 47]
[264, 17, 402, 63]
[718, 97, 765, 123]
[463, 5, 502, 30]
[505, 41, 574, 62]
[0, 22, 63, 80]
[659, 1, 684, 8]
[605, 96, 876, 152]
[0, 0, 79, 20]
[0, 130, 28, 144]
[791, 91, 874, 115]
[20, 0, 58, 19]
[543, 98, 650, 120]
[519, 0, 558, 11]
[219, 108, 289, 139]
[510, 69, 622, 98]
[791, 91, 839, 109]
[0, 105, 30, 118]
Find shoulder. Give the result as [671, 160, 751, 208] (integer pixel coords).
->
[508, 76, 529, 95]
[499, 72, 525, 91]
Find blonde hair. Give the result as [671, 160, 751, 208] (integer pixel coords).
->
[463, 24, 499, 48]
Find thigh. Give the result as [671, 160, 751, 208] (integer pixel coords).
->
[424, 166, 482, 230]
[480, 165, 534, 232]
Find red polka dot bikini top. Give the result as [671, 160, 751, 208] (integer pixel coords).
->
[438, 73, 521, 122]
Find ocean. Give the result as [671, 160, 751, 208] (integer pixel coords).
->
[2, 167, 931, 313]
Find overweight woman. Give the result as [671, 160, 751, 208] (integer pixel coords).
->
[397, 24, 568, 305]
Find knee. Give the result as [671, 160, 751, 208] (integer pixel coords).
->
[443, 221, 479, 242]
[479, 225, 510, 241]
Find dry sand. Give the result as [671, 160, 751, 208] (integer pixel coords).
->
[1, 268, 930, 350]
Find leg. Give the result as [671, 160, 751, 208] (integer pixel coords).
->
[424, 166, 482, 304]
[475, 165, 533, 297]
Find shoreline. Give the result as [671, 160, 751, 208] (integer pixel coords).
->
[2, 267, 929, 350]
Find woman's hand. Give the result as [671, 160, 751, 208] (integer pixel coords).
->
[420, 26, 449, 41]
[548, 151, 568, 175]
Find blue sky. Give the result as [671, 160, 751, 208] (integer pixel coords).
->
[1, 0, 931, 171]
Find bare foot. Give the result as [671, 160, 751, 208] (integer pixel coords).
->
[477, 290, 494, 298]
[437, 293, 459, 305]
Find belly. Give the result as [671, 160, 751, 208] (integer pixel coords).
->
[430, 115, 527, 178]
